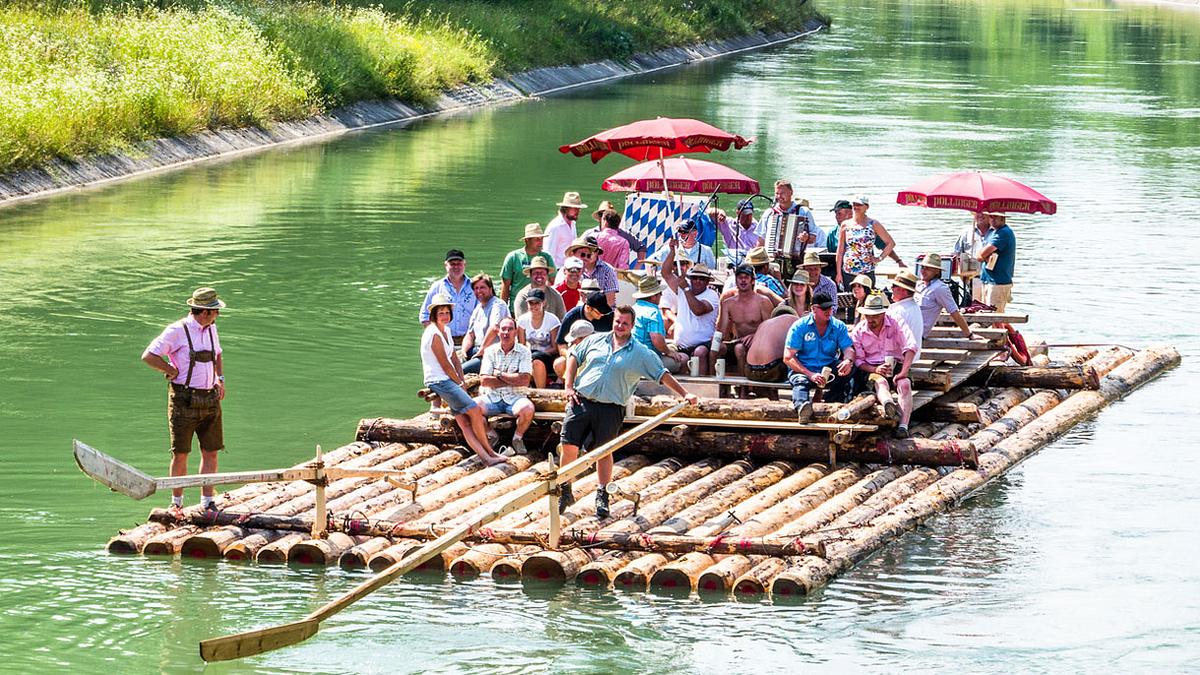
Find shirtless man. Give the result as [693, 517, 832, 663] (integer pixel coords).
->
[711, 264, 775, 376]
[744, 305, 800, 397]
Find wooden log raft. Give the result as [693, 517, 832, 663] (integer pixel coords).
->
[769, 345, 1180, 597]
[357, 414, 980, 468]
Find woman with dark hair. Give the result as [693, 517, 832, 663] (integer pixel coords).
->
[516, 288, 561, 388]
[421, 294, 507, 466]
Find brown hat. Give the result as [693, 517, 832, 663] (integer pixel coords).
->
[557, 191, 587, 209]
[591, 200, 616, 222]
[919, 252, 944, 270]
[858, 293, 889, 316]
[521, 223, 546, 240]
[566, 236, 602, 256]
[788, 269, 813, 286]
[186, 287, 226, 309]
[745, 246, 771, 267]
[892, 271, 919, 293]
[802, 250, 823, 267]
[523, 257, 554, 277]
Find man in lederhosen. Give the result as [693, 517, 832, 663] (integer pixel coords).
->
[141, 287, 227, 514]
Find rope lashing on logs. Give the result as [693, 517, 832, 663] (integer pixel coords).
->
[946, 438, 965, 466]
[706, 534, 726, 550]
[875, 439, 893, 464]
[787, 538, 809, 554]
[725, 509, 741, 525]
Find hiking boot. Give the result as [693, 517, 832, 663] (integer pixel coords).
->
[595, 489, 611, 520]
[893, 425, 910, 439]
[511, 436, 528, 455]
[796, 401, 814, 423]
[558, 483, 575, 514]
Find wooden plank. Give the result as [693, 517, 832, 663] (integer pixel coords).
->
[923, 336, 1004, 351]
[520, 410, 877, 433]
[922, 348, 969, 361]
[929, 326, 1007, 340]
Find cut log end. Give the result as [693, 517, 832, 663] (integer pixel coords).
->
[106, 539, 141, 555]
[491, 559, 524, 581]
[575, 569, 607, 587]
[521, 557, 568, 582]
[181, 539, 221, 560]
[734, 579, 767, 596]
[649, 569, 691, 591]
[770, 576, 811, 597]
[613, 570, 649, 590]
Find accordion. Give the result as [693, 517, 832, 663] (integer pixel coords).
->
[762, 206, 814, 261]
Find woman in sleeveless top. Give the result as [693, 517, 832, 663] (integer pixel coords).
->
[516, 289, 561, 388]
[835, 198, 896, 290]
[421, 295, 508, 466]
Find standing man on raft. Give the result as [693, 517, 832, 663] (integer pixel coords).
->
[558, 305, 698, 519]
[141, 287, 227, 515]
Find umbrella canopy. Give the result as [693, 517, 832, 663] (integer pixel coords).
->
[896, 171, 1057, 215]
[601, 157, 760, 194]
[559, 117, 753, 163]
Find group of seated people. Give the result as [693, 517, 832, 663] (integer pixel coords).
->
[418, 185, 1014, 462]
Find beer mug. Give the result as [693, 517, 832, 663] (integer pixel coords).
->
[710, 330, 723, 351]
[688, 356, 700, 377]
[820, 366, 833, 384]
[715, 358, 727, 379]
[883, 356, 896, 375]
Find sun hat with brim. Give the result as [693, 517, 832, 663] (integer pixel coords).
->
[566, 321, 595, 341]
[919, 253, 944, 270]
[557, 191, 587, 209]
[802, 251, 823, 267]
[186, 287, 226, 309]
[981, 210, 1007, 217]
[892, 271, 919, 293]
[851, 195, 870, 206]
[633, 275, 667, 299]
[427, 293, 454, 313]
[788, 269, 814, 286]
[687, 263, 713, 280]
[523, 257, 555, 276]
[858, 293, 889, 315]
[850, 274, 874, 290]
[771, 304, 798, 318]
[565, 237, 603, 256]
[580, 278, 601, 292]
[591, 200, 616, 222]
[745, 247, 771, 267]
[521, 223, 546, 240]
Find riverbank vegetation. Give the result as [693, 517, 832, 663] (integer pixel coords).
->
[0, 0, 817, 173]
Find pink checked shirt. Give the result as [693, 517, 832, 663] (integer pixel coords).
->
[143, 315, 222, 389]
[850, 314, 916, 368]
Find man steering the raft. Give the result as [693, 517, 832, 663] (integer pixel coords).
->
[558, 305, 699, 519]
[141, 287, 227, 515]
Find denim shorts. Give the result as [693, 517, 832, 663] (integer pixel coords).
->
[427, 379, 477, 415]
[480, 397, 531, 417]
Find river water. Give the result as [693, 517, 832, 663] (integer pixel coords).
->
[2, 0, 1198, 671]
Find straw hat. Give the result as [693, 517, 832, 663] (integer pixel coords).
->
[850, 274, 874, 290]
[523, 257, 554, 277]
[580, 278, 601, 292]
[687, 263, 713, 280]
[745, 246, 771, 267]
[788, 269, 813, 286]
[918, 252, 944, 270]
[981, 210, 1007, 217]
[858, 293, 889, 316]
[186, 287, 226, 309]
[427, 293, 454, 314]
[521, 223, 545, 240]
[802, 251, 823, 267]
[557, 191, 587, 209]
[591, 200, 616, 222]
[633, 275, 667, 299]
[892, 270, 919, 293]
[566, 236, 603, 256]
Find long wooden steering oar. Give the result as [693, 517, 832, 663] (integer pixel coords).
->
[198, 401, 687, 662]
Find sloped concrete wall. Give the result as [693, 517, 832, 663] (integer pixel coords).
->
[0, 19, 825, 208]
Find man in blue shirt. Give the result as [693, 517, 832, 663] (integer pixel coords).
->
[783, 292, 856, 420]
[631, 275, 688, 373]
[977, 212, 1017, 311]
[559, 305, 698, 518]
[419, 249, 478, 340]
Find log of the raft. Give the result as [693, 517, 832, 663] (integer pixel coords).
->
[289, 533, 363, 566]
[338, 537, 394, 570]
[770, 345, 1180, 597]
[181, 526, 253, 560]
[142, 526, 199, 556]
[225, 530, 289, 561]
[732, 557, 791, 597]
[255, 533, 306, 564]
[696, 555, 756, 594]
[575, 552, 635, 587]
[918, 401, 982, 424]
[978, 365, 1100, 390]
[650, 551, 719, 592]
[106, 522, 168, 554]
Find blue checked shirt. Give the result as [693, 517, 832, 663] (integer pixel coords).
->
[419, 276, 477, 338]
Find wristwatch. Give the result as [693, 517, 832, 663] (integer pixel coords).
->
[217, 376, 225, 382]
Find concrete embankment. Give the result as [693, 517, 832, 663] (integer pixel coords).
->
[0, 19, 825, 209]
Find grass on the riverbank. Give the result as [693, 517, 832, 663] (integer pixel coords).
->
[0, 0, 817, 173]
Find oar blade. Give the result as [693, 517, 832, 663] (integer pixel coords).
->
[73, 439, 158, 500]
[199, 618, 319, 662]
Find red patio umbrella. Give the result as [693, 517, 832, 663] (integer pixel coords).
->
[601, 157, 760, 194]
[559, 117, 753, 164]
[896, 171, 1057, 215]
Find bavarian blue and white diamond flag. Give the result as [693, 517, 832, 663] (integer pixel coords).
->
[622, 193, 710, 262]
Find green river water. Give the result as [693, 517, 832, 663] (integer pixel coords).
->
[2, 0, 1198, 671]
